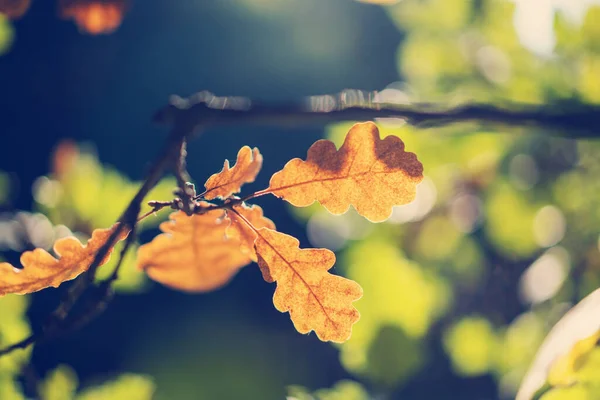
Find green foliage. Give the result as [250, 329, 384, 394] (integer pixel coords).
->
[287, 380, 369, 400]
[443, 316, 499, 376]
[0, 376, 24, 400]
[34, 144, 176, 232]
[303, 2, 600, 399]
[40, 365, 155, 400]
[484, 181, 541, 259]
[0, 15, 13, 56]
[77, 374, 155, 400]
[0, 171, 11, 205]
[41, 365, 78, 400]
[338, 238, 449, 386]
[31, 142, 178, 294]
[0, 296, 31, 375]
[96, 241, 149, 293]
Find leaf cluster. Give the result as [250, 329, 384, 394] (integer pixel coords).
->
[0, 122, 423, 344]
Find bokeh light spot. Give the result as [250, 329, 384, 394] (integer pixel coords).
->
[520, 247, 570, 304]
[533, 205, 566, 247]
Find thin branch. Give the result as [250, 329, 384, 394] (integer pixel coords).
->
[2, 88, 596, 358]
[173, 139, 197, 216]
[153, 90, 600, 139]
[0, 334, 38, 357]
[0, 125, 193, 358]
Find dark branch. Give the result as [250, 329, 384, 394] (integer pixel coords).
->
[154, 90, 600, 139]
[2, 88, 597, 359]
[0, 124, 193, 358]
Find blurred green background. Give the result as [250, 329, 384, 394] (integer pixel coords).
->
[1, 0, 599, 399]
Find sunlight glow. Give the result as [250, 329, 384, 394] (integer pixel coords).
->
[520, 247, 570, 304]
[388, 177, 437, 224]
[512, 0, 600, 55]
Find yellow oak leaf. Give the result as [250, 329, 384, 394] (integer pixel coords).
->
[0, 224, 127, 296]
[136, 208, 251, 292]
[204, 146, 263, 200]
[267, 122, 423, 222]
[254, 228, 362, 342]
[226, 204, 275, 261]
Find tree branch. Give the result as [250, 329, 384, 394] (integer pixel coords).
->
[153, 90, 600, 139]
[1, 88, 597, 359]
[0, 125, 194, 358]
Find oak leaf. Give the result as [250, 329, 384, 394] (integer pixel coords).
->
[255, 228, 362, 342]
[204, 146, 263, 200]
[136, 208, 251, 292]
[226, 204, 275, 261]
[0, 224, 127, 296]
[268, 122, 423, 222]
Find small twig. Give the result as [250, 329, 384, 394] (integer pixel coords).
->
[0, 334, 38, 357]
[0, 125, 194, 358]
[138, 200, 174, 222]
[58, 228, 138, 333]
[173, 139, 197, 216]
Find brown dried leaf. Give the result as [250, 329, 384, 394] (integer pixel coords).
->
[136, 208, 251, 292]
[0, 224, 127, 296]
[226, 204, 275, 261]
[204, 146, 263, 200]
[268, 122, 423, 222]
[255, 228, 362, 342]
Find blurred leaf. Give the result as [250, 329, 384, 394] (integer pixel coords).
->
[41, 365, 78, 400]
[37, 142, 176, 232]
[76, 373, 155, 400]
[538, 384, 600, 400]
[398, 33, 473, 94]
[497, 312, 546, 376]
[339, 238, 449, 383]
[484, 181, 540, 259]
[443, 316, 499, 376]
[581, 6, 600, 53]
[517, 288, 600, 400]
[415, 215, 463, 262]
[387, 0, 470, 33]
[0, 14, 13, 56]
[58, 0, 128, 35]
[578, 55, 600, 103]
[0, 375, 24, 400]
[137, 208, 251, 293]
[288, 380, 369, 400]
[95, 241, 148, 294]
[366, 325, 425, 386]
[448, 237, 486, 288]
[0, 295, 31, 374]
